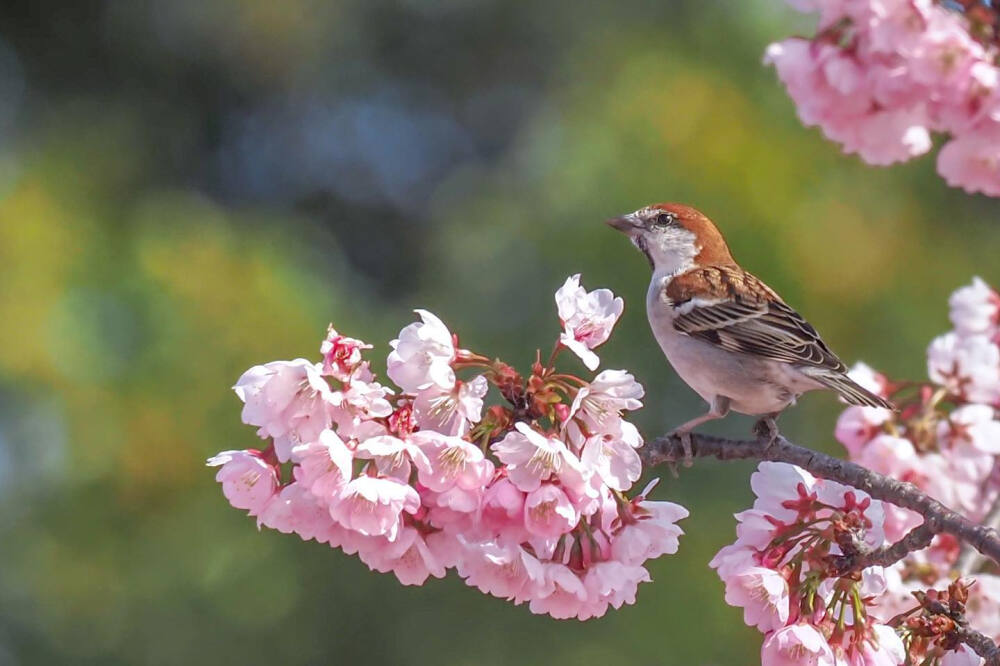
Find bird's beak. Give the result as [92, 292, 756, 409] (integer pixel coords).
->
[605, 215, 638, 233]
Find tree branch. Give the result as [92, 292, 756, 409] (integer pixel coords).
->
[955, 624, 1000, 666]
[643, 431, 1000, 663]
[955, 492, 1000, 576]
[642, 432, 1000, 567]
[832, 523, 938, 576]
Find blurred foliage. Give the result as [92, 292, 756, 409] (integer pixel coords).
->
[0, 1, 998, 664]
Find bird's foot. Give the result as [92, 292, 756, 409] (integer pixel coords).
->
[668, 429, 695, 468]
[753, 416, 780, 448]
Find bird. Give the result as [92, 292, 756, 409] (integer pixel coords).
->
[606, 202, 893, 460]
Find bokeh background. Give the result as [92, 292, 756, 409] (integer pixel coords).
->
[2, 1, 999, 664]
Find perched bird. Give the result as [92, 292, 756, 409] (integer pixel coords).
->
[606, 203, 892, 457]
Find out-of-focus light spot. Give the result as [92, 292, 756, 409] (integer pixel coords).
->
[0, 389, 67, 500]
[215, 89, 476, 209]
[46, 288, 143, 384]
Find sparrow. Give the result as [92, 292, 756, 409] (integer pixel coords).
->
[606, 202, 893, 458]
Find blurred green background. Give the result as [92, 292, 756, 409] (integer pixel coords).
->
[2, 1, 999, 664]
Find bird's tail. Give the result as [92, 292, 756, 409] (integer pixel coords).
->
[808, 371, 895, 410]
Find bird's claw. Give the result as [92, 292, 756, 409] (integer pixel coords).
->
[753, 417, 780, 448]
[668, 429, 694, 468]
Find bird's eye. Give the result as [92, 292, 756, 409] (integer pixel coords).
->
[654, 212, 677, 227]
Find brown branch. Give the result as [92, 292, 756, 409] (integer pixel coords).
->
[832, 523, 938, 576]
[642, 431, 1000, 567]
[643, 431, 1000, 663]
[955, 624, 1000, 666]
[955, 491, 1000, 576]
[920, 596, 1000, 666]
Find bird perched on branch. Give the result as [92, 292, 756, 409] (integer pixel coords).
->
[607, 203, 892, 459]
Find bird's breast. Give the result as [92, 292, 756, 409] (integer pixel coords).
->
[645, 278, 811, 415]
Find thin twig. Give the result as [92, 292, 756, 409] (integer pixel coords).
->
[642, 432, 1000, 567]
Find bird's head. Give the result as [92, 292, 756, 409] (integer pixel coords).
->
[606, 203, 735, 274]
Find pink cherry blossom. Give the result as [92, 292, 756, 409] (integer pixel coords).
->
[320, 327, 372, 381]
[457, 541, 545, 603]
[478, 478, 528, 542]
[331, 369, 394, 420]
[356, 526, 447, 586]
[292, 429, 354, 504]
[836, 405, 891, 457]
[950, 277, 1000, 336]
[937, 122, 1000, 196]
[492, 422, 588, 493]
[846, 624, 906, 666]
[927, 332, 1000, 404]
[387, 309, 456, 393]
[207, 449, 279, 515]
[412, 375, 487, 436]
[410, 430, 493, 495]
[217, 277, 691, 621]
[555, 274, 623, 371]
[940, 645, 983, 666]
[523, 484, 579, 538]
[566, 370, 645, 446]
[580, 434, 641, 491]
[733, 509, 783, 550]
[329, 476, 420, 541]
[611, 499, 688, 565]
[750, 462, 818, 522]
[528, 563, 589, 619]
[767, 0, 1000, 195]
[233, 359, 334, 462]
[582, 561, 651, 612]
[761, 623, 836, 666]
[723, 566, 791, 632]
[937, 403, 1000, 455]
[353, 434, 426, 481]
[567, 369, 644, 433]
[257, 482, 337, 541]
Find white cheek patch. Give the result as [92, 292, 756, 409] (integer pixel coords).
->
[650, 228, 699, 275]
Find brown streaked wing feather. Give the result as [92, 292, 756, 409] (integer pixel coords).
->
[666, 266, 846, 371]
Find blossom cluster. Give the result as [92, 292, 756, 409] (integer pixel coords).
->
[712, 461, 906, 665]
[837, 276, 1000, 664]
[208, 275, 688, 620]
[715, 277, 1000, 665]
[767, 0, 1000, 196]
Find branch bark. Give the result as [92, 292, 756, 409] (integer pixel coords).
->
[642, 431, 1000, 566]
[642, 431, 1000, 663]
[832, 523, 937, 576]
[955, 492, 1000, 576]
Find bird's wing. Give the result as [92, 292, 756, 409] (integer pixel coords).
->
[663, 265, 846, 371]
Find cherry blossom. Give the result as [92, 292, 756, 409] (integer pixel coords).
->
[387, 309, 456, 393]
[207, 449, 279, 515]
[761, 624, 835, 666]
[211, 274, 688, 622]
[329, 476, 421, 540]
[523, 484, 579, 538]
[555, 274, 624, 370]
[950, 276, 1000, 336]
[233, 359, 334, 462]
[767, 0, 1000, 196]
[491, 422, 588, 494]
[320, 327, 372, 381]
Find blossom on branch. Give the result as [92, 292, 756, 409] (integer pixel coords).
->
[210, 277, 687, 619]
[767, 1, 1000, 196]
